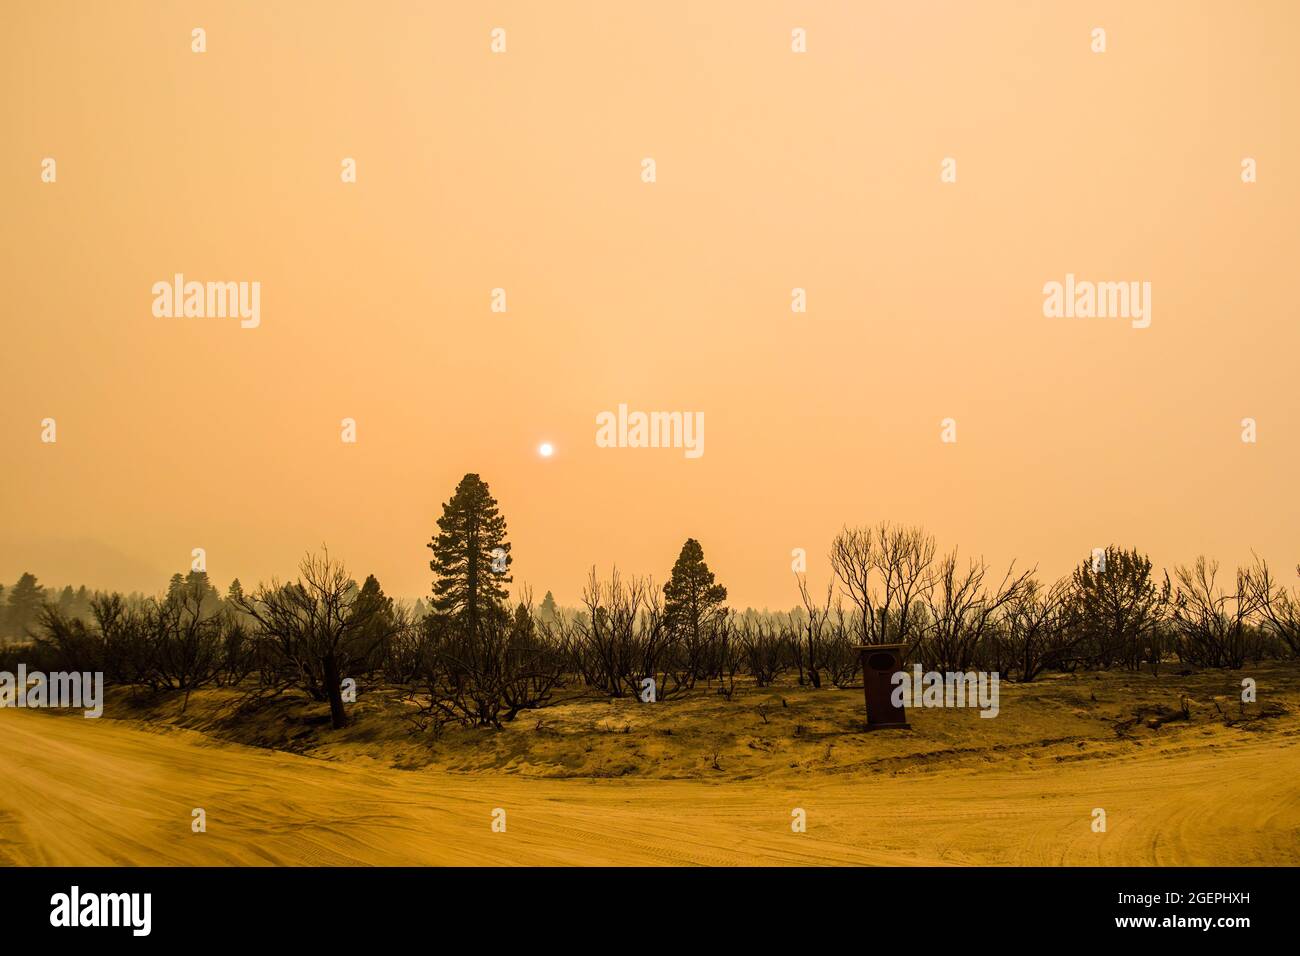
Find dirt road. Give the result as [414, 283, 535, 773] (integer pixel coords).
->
[1, 710, 1295, 866]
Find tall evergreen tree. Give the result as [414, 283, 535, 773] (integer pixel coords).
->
[539, 590, 559, 624]
[428, 473, 512, 637]
[6, 573, 46, 637]
[663, 539, 728, 645]
[354, 574, 396, 672]
[184, 569, 219, 605]
[73, 585, 91, 619]
[355, 575, 394, 634]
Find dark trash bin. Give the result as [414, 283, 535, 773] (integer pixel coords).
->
[858, 642, 910, 730]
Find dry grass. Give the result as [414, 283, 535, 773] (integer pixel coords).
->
[105, 663, 1297, 781]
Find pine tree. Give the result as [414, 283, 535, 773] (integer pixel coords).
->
[539, 590, 559, 624]
[6, 573, 46, 637]
[428, 473, 512, 637]
[184, 569, 219, 605]
[355, 574, 396, 669]
[663, 539, 728, 646]
[73, 585, 91, 619]
[356, 574, 394, 629]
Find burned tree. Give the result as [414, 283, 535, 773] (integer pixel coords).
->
[1169, 557, 1261, 669]
[1245, 556, 1300, 657]
[144, 575, 227, 696]
[559, 568, 694, 700]
[922, 550, 1031, 672]
[830, 521, 935, 647]
[998, 578, 1073, 681]
[1069, 547, 1169, 670]
[417, 596, 568, 728]
[794, 575, 833, 688]
[738, 615, 792, 687]
[236, 550, 392, 729]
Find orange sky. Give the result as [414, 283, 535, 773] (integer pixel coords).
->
[2, 1, 1297, 607]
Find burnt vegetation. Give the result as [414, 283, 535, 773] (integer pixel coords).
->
[3, 478, 1298, 734]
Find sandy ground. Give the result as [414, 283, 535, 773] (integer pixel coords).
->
[2, 695, 1297, 866]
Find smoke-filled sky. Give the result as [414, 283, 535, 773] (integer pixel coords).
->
[2, 1, 1297, 607]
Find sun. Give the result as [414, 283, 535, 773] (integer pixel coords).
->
[538, 442, 554, 458]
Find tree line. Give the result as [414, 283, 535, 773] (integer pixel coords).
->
[0, 574, 100, 640]
[4, 475, 1298, 731]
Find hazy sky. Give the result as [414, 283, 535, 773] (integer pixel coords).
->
[2, 1, 1297, 607]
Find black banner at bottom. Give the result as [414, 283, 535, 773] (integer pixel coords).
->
[0, 866, 1277, 941]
